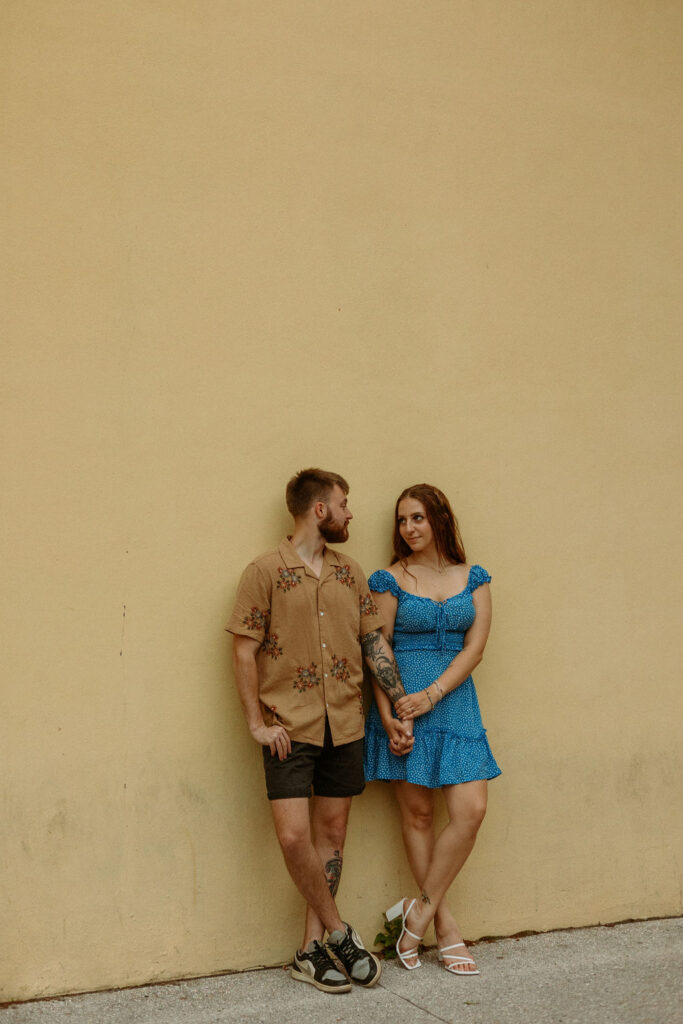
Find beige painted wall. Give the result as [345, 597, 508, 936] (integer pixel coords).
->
[3, 0, 682, 1003]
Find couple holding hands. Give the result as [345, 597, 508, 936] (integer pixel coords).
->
[227, 469, 500, 994]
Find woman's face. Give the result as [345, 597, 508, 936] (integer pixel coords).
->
[397, 497, 434, 554]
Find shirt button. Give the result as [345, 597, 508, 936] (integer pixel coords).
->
[324, 673, 328, 678]
[322, 643, 326, 648]
[320, 611, 324, 616]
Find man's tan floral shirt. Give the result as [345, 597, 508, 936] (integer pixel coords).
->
[226, 538, 383, 746]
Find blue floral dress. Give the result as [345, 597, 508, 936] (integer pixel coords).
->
[364, 565, 501, 788]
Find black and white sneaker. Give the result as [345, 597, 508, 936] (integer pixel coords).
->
[291, 940, 351, 993]
[327, 922, 381, 987]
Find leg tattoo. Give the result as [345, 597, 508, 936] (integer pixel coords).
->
[421, 891, 432, 905]
[325, 849, 343, 897]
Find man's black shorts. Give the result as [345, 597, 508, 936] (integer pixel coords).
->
[262, 719, 365, 800]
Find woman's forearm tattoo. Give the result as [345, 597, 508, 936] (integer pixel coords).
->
[325, 849, 342, 897]
[361, 630, 406, 704]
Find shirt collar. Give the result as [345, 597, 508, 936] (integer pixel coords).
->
[278, 537, 305, 568]
[278, 537, 345, 575]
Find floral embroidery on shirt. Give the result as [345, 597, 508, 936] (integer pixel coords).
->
[330, 654, 350, 684]
[293, 663, 321, 693]
[261, 633, 283, 660]
[359, 593, 379, 616]
[334, 564, 355, 587]
[242, 606, 269, 631]
[276, 567, 302, 592]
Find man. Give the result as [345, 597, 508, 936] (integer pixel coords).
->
[226, 468, 413, 994]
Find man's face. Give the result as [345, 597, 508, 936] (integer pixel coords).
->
[319, 485, 353, 543]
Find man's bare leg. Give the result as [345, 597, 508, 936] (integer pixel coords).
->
[270, 797, 345, 939]
[303, 795, 352, 947]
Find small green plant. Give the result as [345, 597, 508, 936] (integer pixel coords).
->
[374, 914, 425, 960]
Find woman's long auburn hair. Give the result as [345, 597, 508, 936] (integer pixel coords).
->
[391, 484, 467, 566]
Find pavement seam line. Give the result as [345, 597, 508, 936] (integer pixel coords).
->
[377, 981, 453, 1024]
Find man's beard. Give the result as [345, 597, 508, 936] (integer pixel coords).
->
[319, 515, 349, 543]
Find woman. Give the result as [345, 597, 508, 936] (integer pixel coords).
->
[364, 484, 500, 975]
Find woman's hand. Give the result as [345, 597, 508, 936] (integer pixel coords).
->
[395, 687, 436, 720]
[385, 717, 414, 756]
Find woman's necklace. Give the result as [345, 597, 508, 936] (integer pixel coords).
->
[409, 558, 449, 575]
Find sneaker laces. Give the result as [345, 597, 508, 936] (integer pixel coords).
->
[333, 929, 365, 967]
[307, 941, 336, 970]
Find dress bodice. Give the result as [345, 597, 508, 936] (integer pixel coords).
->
[368, 565, 491, 654]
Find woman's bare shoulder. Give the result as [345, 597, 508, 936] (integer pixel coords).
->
[386, 563, 414, 591]
[378, 564, 402, 581]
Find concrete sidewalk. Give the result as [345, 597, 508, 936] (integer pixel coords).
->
[5, 918, 681, 1024]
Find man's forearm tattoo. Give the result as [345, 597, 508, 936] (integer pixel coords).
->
[325, 849, 342, 897]
[361, 630, 406, 704]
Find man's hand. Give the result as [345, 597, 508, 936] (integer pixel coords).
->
[251, 721, 292, 761]
[386, 718, 414, 757]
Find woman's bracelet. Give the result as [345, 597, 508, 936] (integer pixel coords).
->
[425, 683, 444, 710]
[425, 686, 435, 709]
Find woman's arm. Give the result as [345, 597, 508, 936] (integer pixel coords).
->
[395, 583, 492, 720]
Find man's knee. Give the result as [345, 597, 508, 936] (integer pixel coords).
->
[275, 822, 312, 860]
[316, 814, 348, 851]
[271, 799, 312, 858]
[323, 827, 347, 855]
[312, 798, 351, 851]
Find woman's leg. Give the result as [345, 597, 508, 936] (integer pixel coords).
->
[393, 781, 435, 886]
[396, 779, 488, 968]
[393, 783, 462, 960]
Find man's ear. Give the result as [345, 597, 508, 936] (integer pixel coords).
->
[313, 500, 327, 522]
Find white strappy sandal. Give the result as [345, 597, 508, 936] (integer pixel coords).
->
[385, 898, 423, 970]
[438, 941, 480, 975]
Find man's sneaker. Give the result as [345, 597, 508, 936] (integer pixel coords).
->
[290, 940, 351, 993]
[327, 922, 382, 987]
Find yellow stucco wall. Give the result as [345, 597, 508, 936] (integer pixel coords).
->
[3, 0, 682, 1003]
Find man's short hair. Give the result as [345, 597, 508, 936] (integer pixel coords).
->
[285, 468, 349, 518]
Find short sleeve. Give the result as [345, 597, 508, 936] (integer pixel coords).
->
[356, 565, 384, 636]
[224, 562, 271, 641]
[368, 569, 401, 597]
[468, 565, 492, 592]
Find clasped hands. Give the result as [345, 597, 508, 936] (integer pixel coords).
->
[386, 717, 414, 756]
[388, 687, 440, 755]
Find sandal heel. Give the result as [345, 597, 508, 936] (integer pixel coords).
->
[385, 900, 405, 921]
[385, 898, 423, 971]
